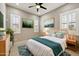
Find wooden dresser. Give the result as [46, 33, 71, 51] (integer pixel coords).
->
[0, 35, 10, 56]
[0, 38, 5, 56]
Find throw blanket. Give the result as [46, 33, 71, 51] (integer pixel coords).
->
[32, 37, 63, 56]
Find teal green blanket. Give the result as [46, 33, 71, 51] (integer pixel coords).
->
[32, 37, 63, 56]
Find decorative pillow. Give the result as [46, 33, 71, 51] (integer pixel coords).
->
[55, 32, 64, 38]
[32, 35, 41, 39]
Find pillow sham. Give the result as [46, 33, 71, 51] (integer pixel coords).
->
[55, 32, 65, 38]
[32, 35, 41, 39]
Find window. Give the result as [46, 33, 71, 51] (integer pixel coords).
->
[60, 11, 76, 30]
[60, 14, 68, 29]
[10, 13, 21, 33]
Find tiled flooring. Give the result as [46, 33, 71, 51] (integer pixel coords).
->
[10, 40, 79, 56]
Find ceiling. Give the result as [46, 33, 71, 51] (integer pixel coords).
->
[7, 3, 65, 16]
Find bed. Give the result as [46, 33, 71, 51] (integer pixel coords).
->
[26, 36, 67, 56]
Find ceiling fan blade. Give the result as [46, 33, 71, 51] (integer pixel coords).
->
[29, 6, 34, 8]
[39, 3, 43, 5]
[29, 5, 36, 8]
[40, 6, 47, 10]
[37, 8, 39, 12]
[35, 3, 39, 5]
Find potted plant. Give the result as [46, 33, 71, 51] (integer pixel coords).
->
[6, 28, 14, 46]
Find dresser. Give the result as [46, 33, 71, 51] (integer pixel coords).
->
[0, 35, 10, 56]
[0, 38, 5, 56]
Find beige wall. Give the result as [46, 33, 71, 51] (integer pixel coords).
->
[40, 3, 79, 32]
[6, 5, 40, 42]
[6, 3, 79, 42]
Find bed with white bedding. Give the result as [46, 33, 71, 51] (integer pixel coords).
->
[26, 36, 67, 56]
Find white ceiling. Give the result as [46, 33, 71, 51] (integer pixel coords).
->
[7, 3, 65, 16]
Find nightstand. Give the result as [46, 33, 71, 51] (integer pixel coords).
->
[66, 34, 77, 50]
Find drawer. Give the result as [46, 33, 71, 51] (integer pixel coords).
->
[0, 40, 5, 56]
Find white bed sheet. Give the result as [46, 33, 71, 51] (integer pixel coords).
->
[26, 36, 67, 56]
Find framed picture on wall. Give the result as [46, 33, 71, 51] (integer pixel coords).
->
[22, 18, 33, 28]
[44, 18, 55, 28]
[0, 11, 3, 28]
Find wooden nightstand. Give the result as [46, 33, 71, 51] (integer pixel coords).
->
[66, 34, 77, 50]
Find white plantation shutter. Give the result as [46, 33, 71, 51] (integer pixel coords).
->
[60, 9, 78, 35]
[10, 13, 21, 33]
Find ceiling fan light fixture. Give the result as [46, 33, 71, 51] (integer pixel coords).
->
[36, 5, 40, 8]
[28, 3, 47, 12]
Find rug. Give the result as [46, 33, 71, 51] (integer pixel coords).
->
[18, 45, 71, 56]
[60, 51, 71, 56]
[18, 45, 33, 56]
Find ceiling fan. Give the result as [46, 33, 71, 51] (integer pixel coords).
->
[28, 3, 47, 12]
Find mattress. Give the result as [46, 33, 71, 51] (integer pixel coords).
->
[26, 36, 67, 56]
